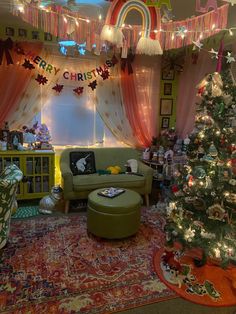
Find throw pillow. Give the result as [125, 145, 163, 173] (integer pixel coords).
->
[70, 151, 96, 175]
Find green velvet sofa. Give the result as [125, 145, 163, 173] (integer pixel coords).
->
[60, 147, 154, 213]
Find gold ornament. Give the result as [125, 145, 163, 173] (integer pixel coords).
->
[207, 204, 225, 221]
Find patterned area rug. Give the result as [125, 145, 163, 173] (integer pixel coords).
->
[0, 209, 176, 313]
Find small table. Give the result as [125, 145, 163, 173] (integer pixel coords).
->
[87, 188, 142, 239]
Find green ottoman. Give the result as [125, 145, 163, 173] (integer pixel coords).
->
[87, 188, 142, 239]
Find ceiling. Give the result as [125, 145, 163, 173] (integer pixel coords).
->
[0, 0, 236, 28]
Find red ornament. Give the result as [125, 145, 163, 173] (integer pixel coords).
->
[52, 84, 64, 93]
[197, 86, 205, 96]
[35, 74, 48, 85]
[171, 185, 179, 193]
[73, 86, 84, 95]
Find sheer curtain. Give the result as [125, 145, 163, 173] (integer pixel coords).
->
[176, 50, 215, 138]
[120, 55, 161, 148]
[0, 42, 42, 128]
[95, 55, 140, 147]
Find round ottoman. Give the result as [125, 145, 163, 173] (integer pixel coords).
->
[87, 188, 142, 239]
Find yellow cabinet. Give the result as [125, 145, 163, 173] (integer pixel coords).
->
[0, 151, 55, 200]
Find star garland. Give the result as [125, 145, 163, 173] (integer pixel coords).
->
[35, 74, 48, 85]
[73, 86, 84, 95]
[22, 59, 35, 70]
[192, 40, 236, 64]
[52, 84, 64, 93]
[88, 80, 97, 90]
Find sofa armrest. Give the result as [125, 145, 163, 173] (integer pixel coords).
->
[137, 161, 154, 194]
[60, 161, 73, 195]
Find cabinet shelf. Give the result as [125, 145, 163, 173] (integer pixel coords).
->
[0, 151, 55, 200]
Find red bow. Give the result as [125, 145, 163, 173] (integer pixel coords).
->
[0, 37, 14, 65]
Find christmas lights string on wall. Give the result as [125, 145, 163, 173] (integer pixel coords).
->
[11, 0, 230, 55]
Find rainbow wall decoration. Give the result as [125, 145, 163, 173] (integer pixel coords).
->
[100, 0, 163, 56]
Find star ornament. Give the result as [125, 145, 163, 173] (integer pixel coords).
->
[226, 52, 235, 64]
[52, 84, 64, 93]
[209, 48, 219, 59]
[35, 74, 48, 85]
[192, 40, 203, 50]
[22, 59, 35, 70]
[88, 80, 97, 90]
[73, 86, 84, 96]
[176, 26, 187, 37]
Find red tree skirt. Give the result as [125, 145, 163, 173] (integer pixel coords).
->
[153, 248, 236, 307]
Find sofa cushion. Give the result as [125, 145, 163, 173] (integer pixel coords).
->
[73, 173, 145, 192]
[70, 151, 96, 175]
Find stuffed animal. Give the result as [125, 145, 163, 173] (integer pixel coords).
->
[106, 166, 121, 174]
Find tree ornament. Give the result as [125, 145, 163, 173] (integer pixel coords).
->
[52, 84, 64, 93]
[197, 145, 205, 159]
[226, 52, 235, 64]
[208, 143, 218, 157]
[73, 86, 84, 95]
[193, 166, 206, 179]
[214, 102, 225, 116]
[35, 74, 48, 85]
[207, 204, 225, 221]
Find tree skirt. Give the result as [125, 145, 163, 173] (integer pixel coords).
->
[0, 209, 176, 313]
[154, 248, 236, 307]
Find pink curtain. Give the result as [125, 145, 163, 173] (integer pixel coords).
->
[0, 41, 42, 128]
[176, 50, 215, 139]
[120, 55, 161, 148]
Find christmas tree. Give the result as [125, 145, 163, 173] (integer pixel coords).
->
[165, 69, 236, 268]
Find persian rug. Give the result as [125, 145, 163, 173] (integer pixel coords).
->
[154, 248, 236, 307]
[0, 209, 176, 313]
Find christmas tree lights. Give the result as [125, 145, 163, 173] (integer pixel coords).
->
[165, 69, 236, 268]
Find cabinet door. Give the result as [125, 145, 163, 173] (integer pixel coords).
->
[23, 155, 54, 198]
[0, 155, 24, 198]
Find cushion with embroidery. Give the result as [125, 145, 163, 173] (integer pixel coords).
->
[70, 151, 96, 175]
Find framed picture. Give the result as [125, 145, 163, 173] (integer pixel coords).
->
[0, 129, 10, 143]
[5, 27, 14, 36]
[32, 31, 40, 40]
[164, 83, 172, 95]
[160, 98, 173, 116]
[161, 117, 170, 129]
[162, 69, 175, 80]
[18, 28, 27, 37]
[44, 32, 52, 41]
[9, 131, 23, 149]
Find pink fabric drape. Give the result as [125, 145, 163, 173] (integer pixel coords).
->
[120, 55, 161, 148]
[0, 42, 42, 127]
[176, 51, 215, 139]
